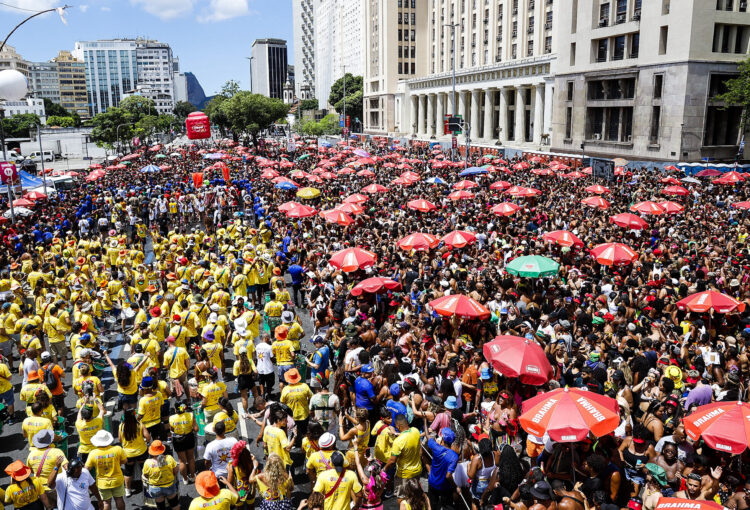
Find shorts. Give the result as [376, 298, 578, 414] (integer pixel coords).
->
[278, 364, 294, 380]
[99, 484, 125, 500]
[146, 479, 178, 499]
[237, 373, 255, 392]
[49, 341, 67, 361]
[394, 476, 419, 499]
[123, 452, 148, 476]
[147, 422, 165, 441]
[248, 285, 258, 295]
[118, 393, 138, 406]
[0, 340, 12, 357]
[0, 388, 14, 407]
[526, 439, 545, 459]
[173, 432, 196, 453]
[258, 372, 275, 391]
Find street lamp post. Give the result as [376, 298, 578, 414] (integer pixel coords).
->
[246, 57, 254, 92]
[444, 23, 458, 162]
[0, 105, 14, 223]
[37, 124, 47, 195]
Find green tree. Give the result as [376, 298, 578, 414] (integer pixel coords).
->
[219, 91, 289, 142]
[715, 58, 750, 132]
[328, 74, 363, 121]
[119, 95, 157, 118]
[203, 95, 230, 137]
[219, 80, 241, 98]
[43, 98, 69, 118]
[299, 99, 319, 111]
[173, 101, 197, 120]
[89, 107, 133, 149]
[298, 113, 341, 137]
[46, 115, 76, 127]
[1, 113, 41, 137]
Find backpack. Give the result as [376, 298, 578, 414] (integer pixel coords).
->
[43, 363, 59, 391]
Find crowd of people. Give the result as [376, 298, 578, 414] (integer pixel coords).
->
[0, 134, 748, 510]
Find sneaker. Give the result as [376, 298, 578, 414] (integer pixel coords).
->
[125, 488, 133, 498]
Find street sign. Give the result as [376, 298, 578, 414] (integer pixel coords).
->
[287, 139, 296, 152]
[339, 115, 345, 127]
[591, 157, 614, 181]
[448, 115, 463, 134]
[0, 162, 17, 185]
[345, 116, 350, 128]
[342, 128, 349, 137]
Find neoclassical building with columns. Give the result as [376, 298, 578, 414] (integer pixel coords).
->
[400, 54, 554, 145]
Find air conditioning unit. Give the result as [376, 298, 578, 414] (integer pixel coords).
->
[545, 22, 552, 29]
[616, 14, 626, 23]
[512, 8, 518, 14]
[528, 27, 535, 33]
[599, 18, 608, 27]
[632, 11, 641, 20]
[593, 133, 602, 140]
[497, 35, 502, 40]
[512, 30, 518, 37]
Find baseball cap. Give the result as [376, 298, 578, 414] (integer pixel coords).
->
[440, 427, 456, 445]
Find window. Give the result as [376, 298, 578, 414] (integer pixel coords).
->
[411, 46, 416, 57]
[411, 29, 416, 41]
[398, 46, 403, 58]
[570, 42, 576, 65]
[528, 40, 534, 55]
[567, 81, 574, 101]
[630, 32, 640, 58]
[398, 29, 402, 41]
[411, 62, 415, 74]
[512, 44, 517, 58]
[650, 106, 661, 143]
[398, 12, 402, 24]
[653, 74, 663, 98]
[565, 107, 573, 138]
[412, 12, 415, 24]
[662, 0, 670, 14]
[398, 62, 403, 74]
[659, 26, 668, 54]
[613, 36, 626, 60]
[600, 3, 610, 23]
[545, 36, 552, 53]
[597, 39, 608, 62]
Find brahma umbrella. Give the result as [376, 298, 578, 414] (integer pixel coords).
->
[441, 230, 477, 248]
[584, 185, 610, 194]
[581, 196, 610, 209]
[489, 181, 511, 191]
[320, 209, 354, 226]
[453, 180, 479, 190]
[505, 255, 559, 278]
[344, 193, 369, 204]
[407, 199, 437, 212]
[448, 190, 475, 200]
[676, 290, 743, 314]
[483, 335, 553, 386]
[350, 277, 401, 296]
[491, 202, 521, 216]
[662, 185, 689, 196]
[329, 247, 377, 272]
[286, 204, 318, 218]
[428, 294, 490, 319]
[610, 213, 648, 230]
[591, 243, 638, 266]
[542, 230, 584, 248]
[519, 387, 620, 442]
[278, 201, 302, 213]
[683, 401, 750, 454]
[362, 184, 388, 194]
[733, 201, 750, 209]
[657, 201, 684, 214]
[397, 233, 440, 251]
[335, 202, 364, 215]
[655, 499, 721, 510]
[630, 201, 665, 215]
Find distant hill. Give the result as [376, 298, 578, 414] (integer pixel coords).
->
[185, 72, 208, 108]
[198, 95, 215, 110]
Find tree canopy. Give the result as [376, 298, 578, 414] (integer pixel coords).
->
[715, 58, 750, 131]
[328, 74, 363, 122]
[173, 101, 197, 121]
[89, 96, 173, 149]
[298, 113, 340, 137]
[46, 116, 76, 128]
[1, 113, 41, 138]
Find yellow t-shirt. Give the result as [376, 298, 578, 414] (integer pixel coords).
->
[281, 383, 313, 420]
[22, 416, 54, 445]
[27, 447, 67, 490]
[271, 339, 295, 365]
[263, 425, 291, 466]
[391, 427, 422, 479]
[200, 381, 227, 412]
[188, 489, 239, 510]
[212, 410, 239, 434]
[137, 392, 165, 428]
[85, 445, 127, 489]
[312, 469, 362, 510]
[76, 417, 103, 454]
[142, 456, 177, 487]
[119, 422, 148, 458]
[170, 412, 194, 435]
[372, 420, 394, 463]
[306, 449, 350, 475]
[0, 362, 11, 393]
[4, 477, 45, 507]
[164, 346, 189, 379]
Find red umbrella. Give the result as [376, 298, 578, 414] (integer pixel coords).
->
[531, 168, 554, 176]
[506, 186, 541, 198]
[542, 230, 584, 248]
[407, 199, 437, 212]
[397, 233, 440, 251]
[362, 184, 388, 194]
[676, 290, 743, 314]
[286, 204, 317, 218]
[441, 230, 477, 248]
[335, 202, 364, 215]
[733, 201, 750, 209]
[610, 213, 649, 230]
[89, 163, 103, 169]
[491, 202, 521, 216]
[357, 157, 376, 165]
[448, 190, 475, 200]
[23, 191, 47, 200]
[344, 193, 368, 204]
[279, 201, 302, 213]
[483, 335, 553, 386]
[337, 167, 355, 175]
[696, 168, 721, 177]
[428, 294, 490, 319]
[581, 196, 610, 210]
[660, 177, 681, 185]
[12, 198, 34, 207]
[356, 169, 375, 177]
[350, 277, 402, 297]
[329, 247, 377, 272]
[519, 387, 620, 442]
[657, 201, 684, 214]
[453, 180, 478, 190]
[260, 169, 279, 179]
[563, 171, 585, 179]
[630, 201, 665, 215]
[584, 185, 610, 194]
[320, 209, 354, 226]
[489, 180, 511, 191]
[684, 401, 750, 454]
[662, 185, 689, 196]
[591, 243, 638, 266]
[655, 499, 721, 510]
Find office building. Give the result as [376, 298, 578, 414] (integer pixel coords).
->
[251, 38, 289, 99]
[0, 45, 29, 80]
[28, 62, 60, 104]
[551, 0, 750, 161]
[73, 38, 177, 116]
[314, 0, 365, 107]
[2, 97, 46, 122]
[293, 0, 316, 98]
[52, 51, 90, 119]
[364, 0, 430, 134]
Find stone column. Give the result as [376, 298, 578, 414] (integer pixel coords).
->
[409, 95, 418, 136]
[483, 89, 494, 140]
[458, 90, 467, 121]
[470, 89, 481, 140]
[447, 90, 455, 118]
[426, 94, 435, 137]
[418, 95, 426, 136]
[533, 84, 544, 144]
[498, 88, 508, 142]
[515, 87, 526, 142]
[543, 81, 553, 142]
[436, 92, 444, 136]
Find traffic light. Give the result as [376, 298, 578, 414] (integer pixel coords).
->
[448, 116, 463, 134]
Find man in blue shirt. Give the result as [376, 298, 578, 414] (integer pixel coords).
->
[354, 365, 379, 423]
[287, 263, 304, 307]
[307, 335, 330, 383]
[426, 427, 460, 510]
[386, 383, 407, 423]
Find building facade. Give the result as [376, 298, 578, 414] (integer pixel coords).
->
[52, 51, 90, 119]
[73, 38, 177, 116]
[251, 39, 289, 99]
[398, 0, 557, 146]
[28, 62, 60, 104]
[0, 45, 29, 78]
[292, 0, 316, 98]
[364, 0, 430, 134]
[551, 0, 750, 162]
[314, 0, 365, 108]
[2, 98, 46, 122]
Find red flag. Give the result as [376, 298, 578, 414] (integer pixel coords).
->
[221, 162, 230, 182]
[192, 172, 204, 188]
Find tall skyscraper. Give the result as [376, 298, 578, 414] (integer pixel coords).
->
[292, 0, 315, 98]
[52, 51, 90, 119]
[251, 38, 288, 99]
[28, 62, 60, 104]
[73, 38, 177, 116]
[314, 0, 365, 107]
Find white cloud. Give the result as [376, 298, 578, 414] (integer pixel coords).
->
[79, 4, 89, 12]
[130, 0, 195, 20]
[0, 1, 58, 13]
[100, 6, 111, 11]
[197, 0, 249, 23]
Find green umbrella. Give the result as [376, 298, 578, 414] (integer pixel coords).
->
[505, 255, 559, 278]
[121, 161, 132, 166]
[297, 154, 311, 161]
[154, 154, 167, 159]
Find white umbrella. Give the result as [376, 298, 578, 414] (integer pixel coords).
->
[4, 207, 33, 218]
[169, 152, 181, 157]
[681, 177, 700, 184]
[107, 155, 118, 161]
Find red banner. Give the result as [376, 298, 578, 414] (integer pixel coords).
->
[220, 162, 230, 182]
[192, 172, 204, 188]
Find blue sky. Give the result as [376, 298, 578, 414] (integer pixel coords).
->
[0, 0, 294, 96]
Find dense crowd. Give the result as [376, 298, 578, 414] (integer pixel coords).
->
[0, 135, 748, 510]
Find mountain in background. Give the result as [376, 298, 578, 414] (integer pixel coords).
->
[184, 72, 209, 109]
